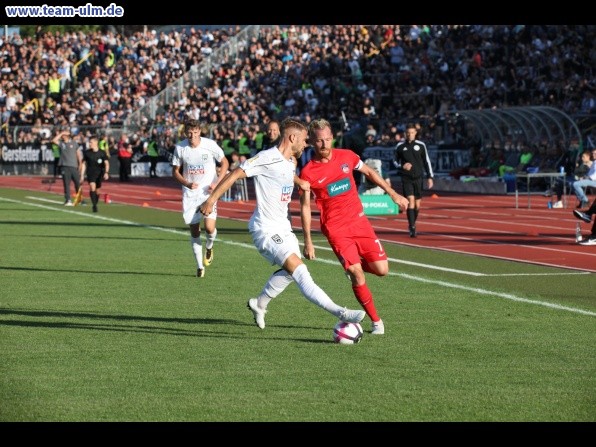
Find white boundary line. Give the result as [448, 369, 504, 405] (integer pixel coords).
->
[1, 195, 594, 318]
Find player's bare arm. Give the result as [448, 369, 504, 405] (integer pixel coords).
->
[199, 167, 247, 215]
[210, 156, 230, 192]
[300, 190, 316, 259]
[294, 176, 310, 192]
[359, 163, 409, 211]
[172, 165, 198, 189]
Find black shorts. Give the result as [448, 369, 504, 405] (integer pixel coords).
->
[402, 177, 423, 199]
[87, 172, 104, 188]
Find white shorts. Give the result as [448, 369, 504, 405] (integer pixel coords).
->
[251, 228, 301, 267]
[182, 195, 217, 225]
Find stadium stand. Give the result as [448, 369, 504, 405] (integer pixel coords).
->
[1, 25, 594, 182]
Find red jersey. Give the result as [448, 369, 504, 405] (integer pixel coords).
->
[299, 149, 364, 233]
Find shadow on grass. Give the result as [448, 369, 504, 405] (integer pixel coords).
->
[0, 265, 194, 276]
[0, 220, 250, 235]
[0, 308, 332, 342]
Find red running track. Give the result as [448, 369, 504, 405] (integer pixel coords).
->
[2, 175, 594, 273]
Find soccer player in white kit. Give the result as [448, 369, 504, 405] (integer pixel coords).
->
[199, 118, 365, 329]
[172, 119, 230, 278]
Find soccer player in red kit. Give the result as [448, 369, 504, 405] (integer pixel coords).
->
[299, 119, 408, 335]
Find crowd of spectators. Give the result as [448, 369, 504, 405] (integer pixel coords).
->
[0, 24, 594, 163]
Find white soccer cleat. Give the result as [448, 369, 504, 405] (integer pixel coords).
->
[339, 308, 365, 324]
[371, 319, 385, 335]
[247, 298, 266, 329]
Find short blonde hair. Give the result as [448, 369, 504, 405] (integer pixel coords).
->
[307, 118, 332, 138]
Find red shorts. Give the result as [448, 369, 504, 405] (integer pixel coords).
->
[324, 217, 387, 270]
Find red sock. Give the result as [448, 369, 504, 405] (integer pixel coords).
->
[352, 283, 380, 322]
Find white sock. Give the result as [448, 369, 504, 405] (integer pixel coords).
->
[191, 236, 203, 269]
[257, 269, 293, 309]
[206, 228, 217, 250]
[291, 264, 342, 317]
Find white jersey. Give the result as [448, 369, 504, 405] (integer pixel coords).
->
[172, 136, 225, 225]
[172, 136, 226, 202]
[241, 147, 295, 234]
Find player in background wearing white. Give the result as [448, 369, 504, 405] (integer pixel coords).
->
[172, 119, 230, 278]
[199, 118, 365, 329]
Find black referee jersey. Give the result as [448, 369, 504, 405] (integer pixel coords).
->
[394, 139, 434, 180]
[83, 149, 108, 179]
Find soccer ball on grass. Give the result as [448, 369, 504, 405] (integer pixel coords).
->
[333, 321, 363, 344]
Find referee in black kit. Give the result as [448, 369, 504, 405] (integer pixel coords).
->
[394, 123, 434, 238]
[80, 136, 110, 213]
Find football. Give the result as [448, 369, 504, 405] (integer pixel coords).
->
[333, 321, 363, 345]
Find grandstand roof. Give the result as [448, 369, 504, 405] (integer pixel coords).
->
[452, 106, 582, 150]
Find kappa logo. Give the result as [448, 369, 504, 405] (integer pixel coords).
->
[317, 177, 327, 183]
[327, 178, 350, 197]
